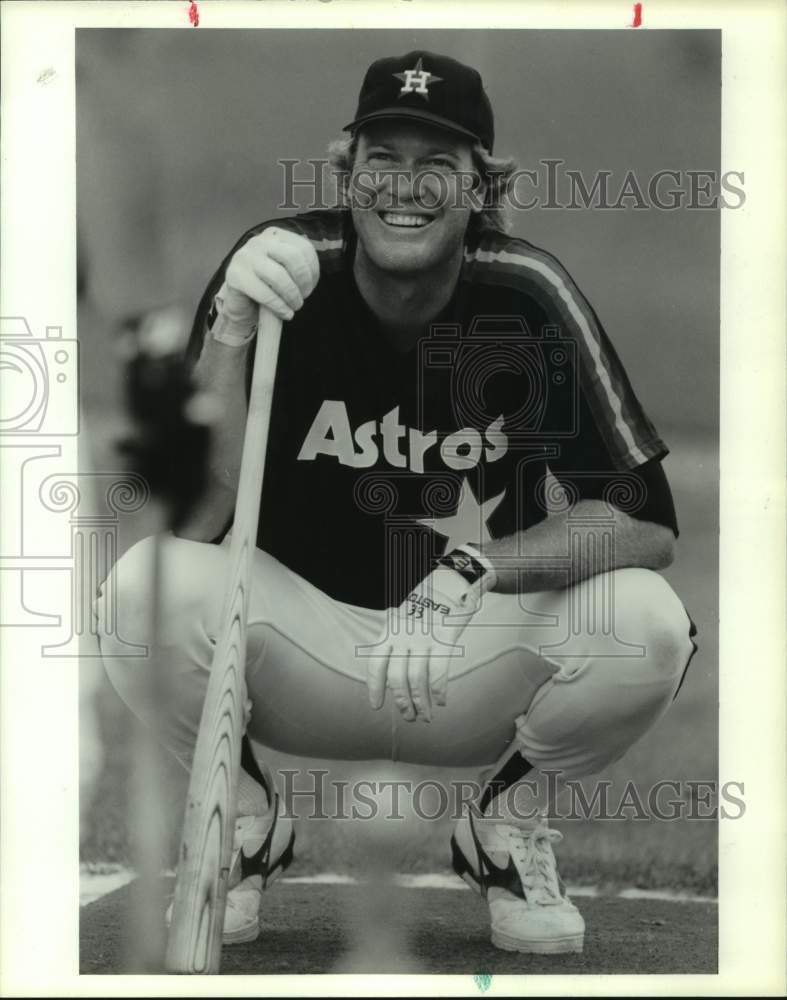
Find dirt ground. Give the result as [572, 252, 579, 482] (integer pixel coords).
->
[80, 877, 717, 976]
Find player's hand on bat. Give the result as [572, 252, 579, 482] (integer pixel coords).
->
[219, 227, 320, 326]
[367, 555, 491, 722]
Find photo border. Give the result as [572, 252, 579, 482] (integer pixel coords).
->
[1, 1, 785, 995]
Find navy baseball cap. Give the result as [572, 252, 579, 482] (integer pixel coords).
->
[343, 51, 495, 153]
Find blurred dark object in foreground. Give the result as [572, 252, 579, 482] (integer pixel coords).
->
[114, 304, 217, 971]
[118, 305, 214, 531]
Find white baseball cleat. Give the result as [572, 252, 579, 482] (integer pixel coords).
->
[451, 811, 585, 954]
[166, 795, 295, 946]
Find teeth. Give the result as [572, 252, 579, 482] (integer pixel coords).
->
[381, 213, 431, 228]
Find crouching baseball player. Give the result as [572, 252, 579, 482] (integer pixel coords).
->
[97, 52, 697, 955]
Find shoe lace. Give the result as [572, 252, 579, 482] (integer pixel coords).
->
[506, 823, 564, 905]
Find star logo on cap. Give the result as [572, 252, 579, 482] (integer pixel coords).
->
[394, 57, 443, 100]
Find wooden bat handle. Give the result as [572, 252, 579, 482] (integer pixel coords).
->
[164, 308, 283, 974]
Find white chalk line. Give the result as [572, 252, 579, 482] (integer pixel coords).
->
[79, 864, 717, 907]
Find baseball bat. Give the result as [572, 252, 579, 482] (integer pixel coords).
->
[164, 307, 283, 974]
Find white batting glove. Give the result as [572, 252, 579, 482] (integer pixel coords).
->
[211, 227, 320, 345]
[367, 545, 497, 722]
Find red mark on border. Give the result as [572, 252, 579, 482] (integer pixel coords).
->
[188, 1, 199, 27]
[630, 2, 643, 27]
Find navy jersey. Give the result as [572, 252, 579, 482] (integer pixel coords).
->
[187, 209, 675, 609]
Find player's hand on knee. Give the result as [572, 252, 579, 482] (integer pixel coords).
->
[366, 550, 495, 722]
[220, 227, 320, 325]
[366, 640, 433, 723]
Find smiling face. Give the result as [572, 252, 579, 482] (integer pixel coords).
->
[349, 119, 483, 278]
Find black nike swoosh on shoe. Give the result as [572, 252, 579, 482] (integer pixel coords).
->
[451, 814, 526, 901]
[238, 801, 295, 887]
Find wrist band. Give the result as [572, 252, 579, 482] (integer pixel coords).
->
[209, 288, 257, 347]
[437, 543, 497, 592]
